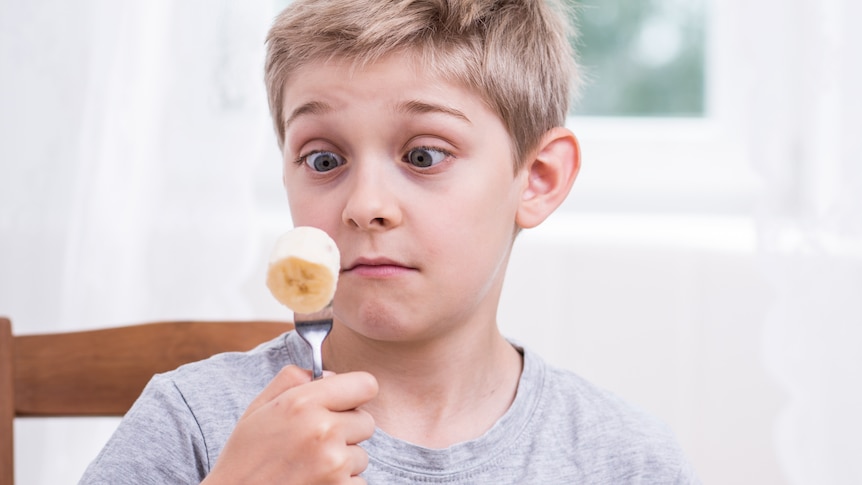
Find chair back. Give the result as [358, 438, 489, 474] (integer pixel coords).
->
[0, 316, 293, 485]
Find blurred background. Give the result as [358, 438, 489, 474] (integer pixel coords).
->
[1, 0, 860, 483]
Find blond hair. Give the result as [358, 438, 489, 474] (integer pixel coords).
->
[265, 0, 579, 170]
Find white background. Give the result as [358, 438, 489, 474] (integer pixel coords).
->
[1, 1, 860, 484]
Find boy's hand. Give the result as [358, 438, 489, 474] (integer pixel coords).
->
[203, 365, 378, 485]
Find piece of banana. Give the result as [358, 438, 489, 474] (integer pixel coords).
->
[266, 226, 340, 314]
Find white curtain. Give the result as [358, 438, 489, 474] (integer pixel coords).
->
[0, 1, 281, 483]
[728, 0, 862, 483]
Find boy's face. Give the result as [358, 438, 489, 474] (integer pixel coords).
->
[280, 53, 528, 341]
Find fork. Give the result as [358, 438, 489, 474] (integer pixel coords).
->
[293, 305, 333, 380]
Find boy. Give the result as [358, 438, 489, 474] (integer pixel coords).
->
[81, 0, 699, 483]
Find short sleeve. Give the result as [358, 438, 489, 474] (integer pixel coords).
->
[674, 460, 703, 485]
[78, 374, 209, 485]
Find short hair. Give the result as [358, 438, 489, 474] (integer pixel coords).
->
[265, 0, 579, 170]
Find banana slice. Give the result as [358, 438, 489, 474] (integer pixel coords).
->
[266, 226, 340, 314]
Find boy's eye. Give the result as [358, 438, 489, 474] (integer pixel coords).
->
[405, 147, 448, 168]
[303, 151, 345, 172]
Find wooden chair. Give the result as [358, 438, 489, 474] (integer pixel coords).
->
[0, 316, 293, 485]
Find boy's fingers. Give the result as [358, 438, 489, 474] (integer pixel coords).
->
[243, 365, 311, 417]
[304, 371, 379, 412]
[347, 444, 370, 477]
[341, 408, 376, 445]
[247, 367, 378, 416]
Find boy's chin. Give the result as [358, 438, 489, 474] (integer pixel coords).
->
[340, 312, 416, 342]
[335, 305, 444, 344]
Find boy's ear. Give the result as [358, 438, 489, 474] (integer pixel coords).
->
[515, 127, 581, 229]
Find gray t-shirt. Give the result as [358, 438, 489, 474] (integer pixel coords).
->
[79, 331, 700, 484]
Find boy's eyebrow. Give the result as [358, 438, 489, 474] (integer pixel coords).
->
[397, 100, 472, 125]
[284, 101, 333, 128]
[284, 99, 472, 128]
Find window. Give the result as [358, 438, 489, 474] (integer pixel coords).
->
[558, 0, 758, 217]
[570, 0, 707, 117]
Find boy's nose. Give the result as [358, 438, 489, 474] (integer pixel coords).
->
[341, 165, 402, 231]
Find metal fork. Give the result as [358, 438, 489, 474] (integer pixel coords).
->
[293, 305, 333, 380]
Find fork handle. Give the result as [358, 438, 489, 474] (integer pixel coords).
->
[310, 343, 324, 380]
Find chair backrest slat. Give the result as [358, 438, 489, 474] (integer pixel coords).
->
[1, 318, 15, 485]
[0, 317, 293, 485]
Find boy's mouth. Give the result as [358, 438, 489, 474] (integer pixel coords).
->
[343, 257, 415, 277]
